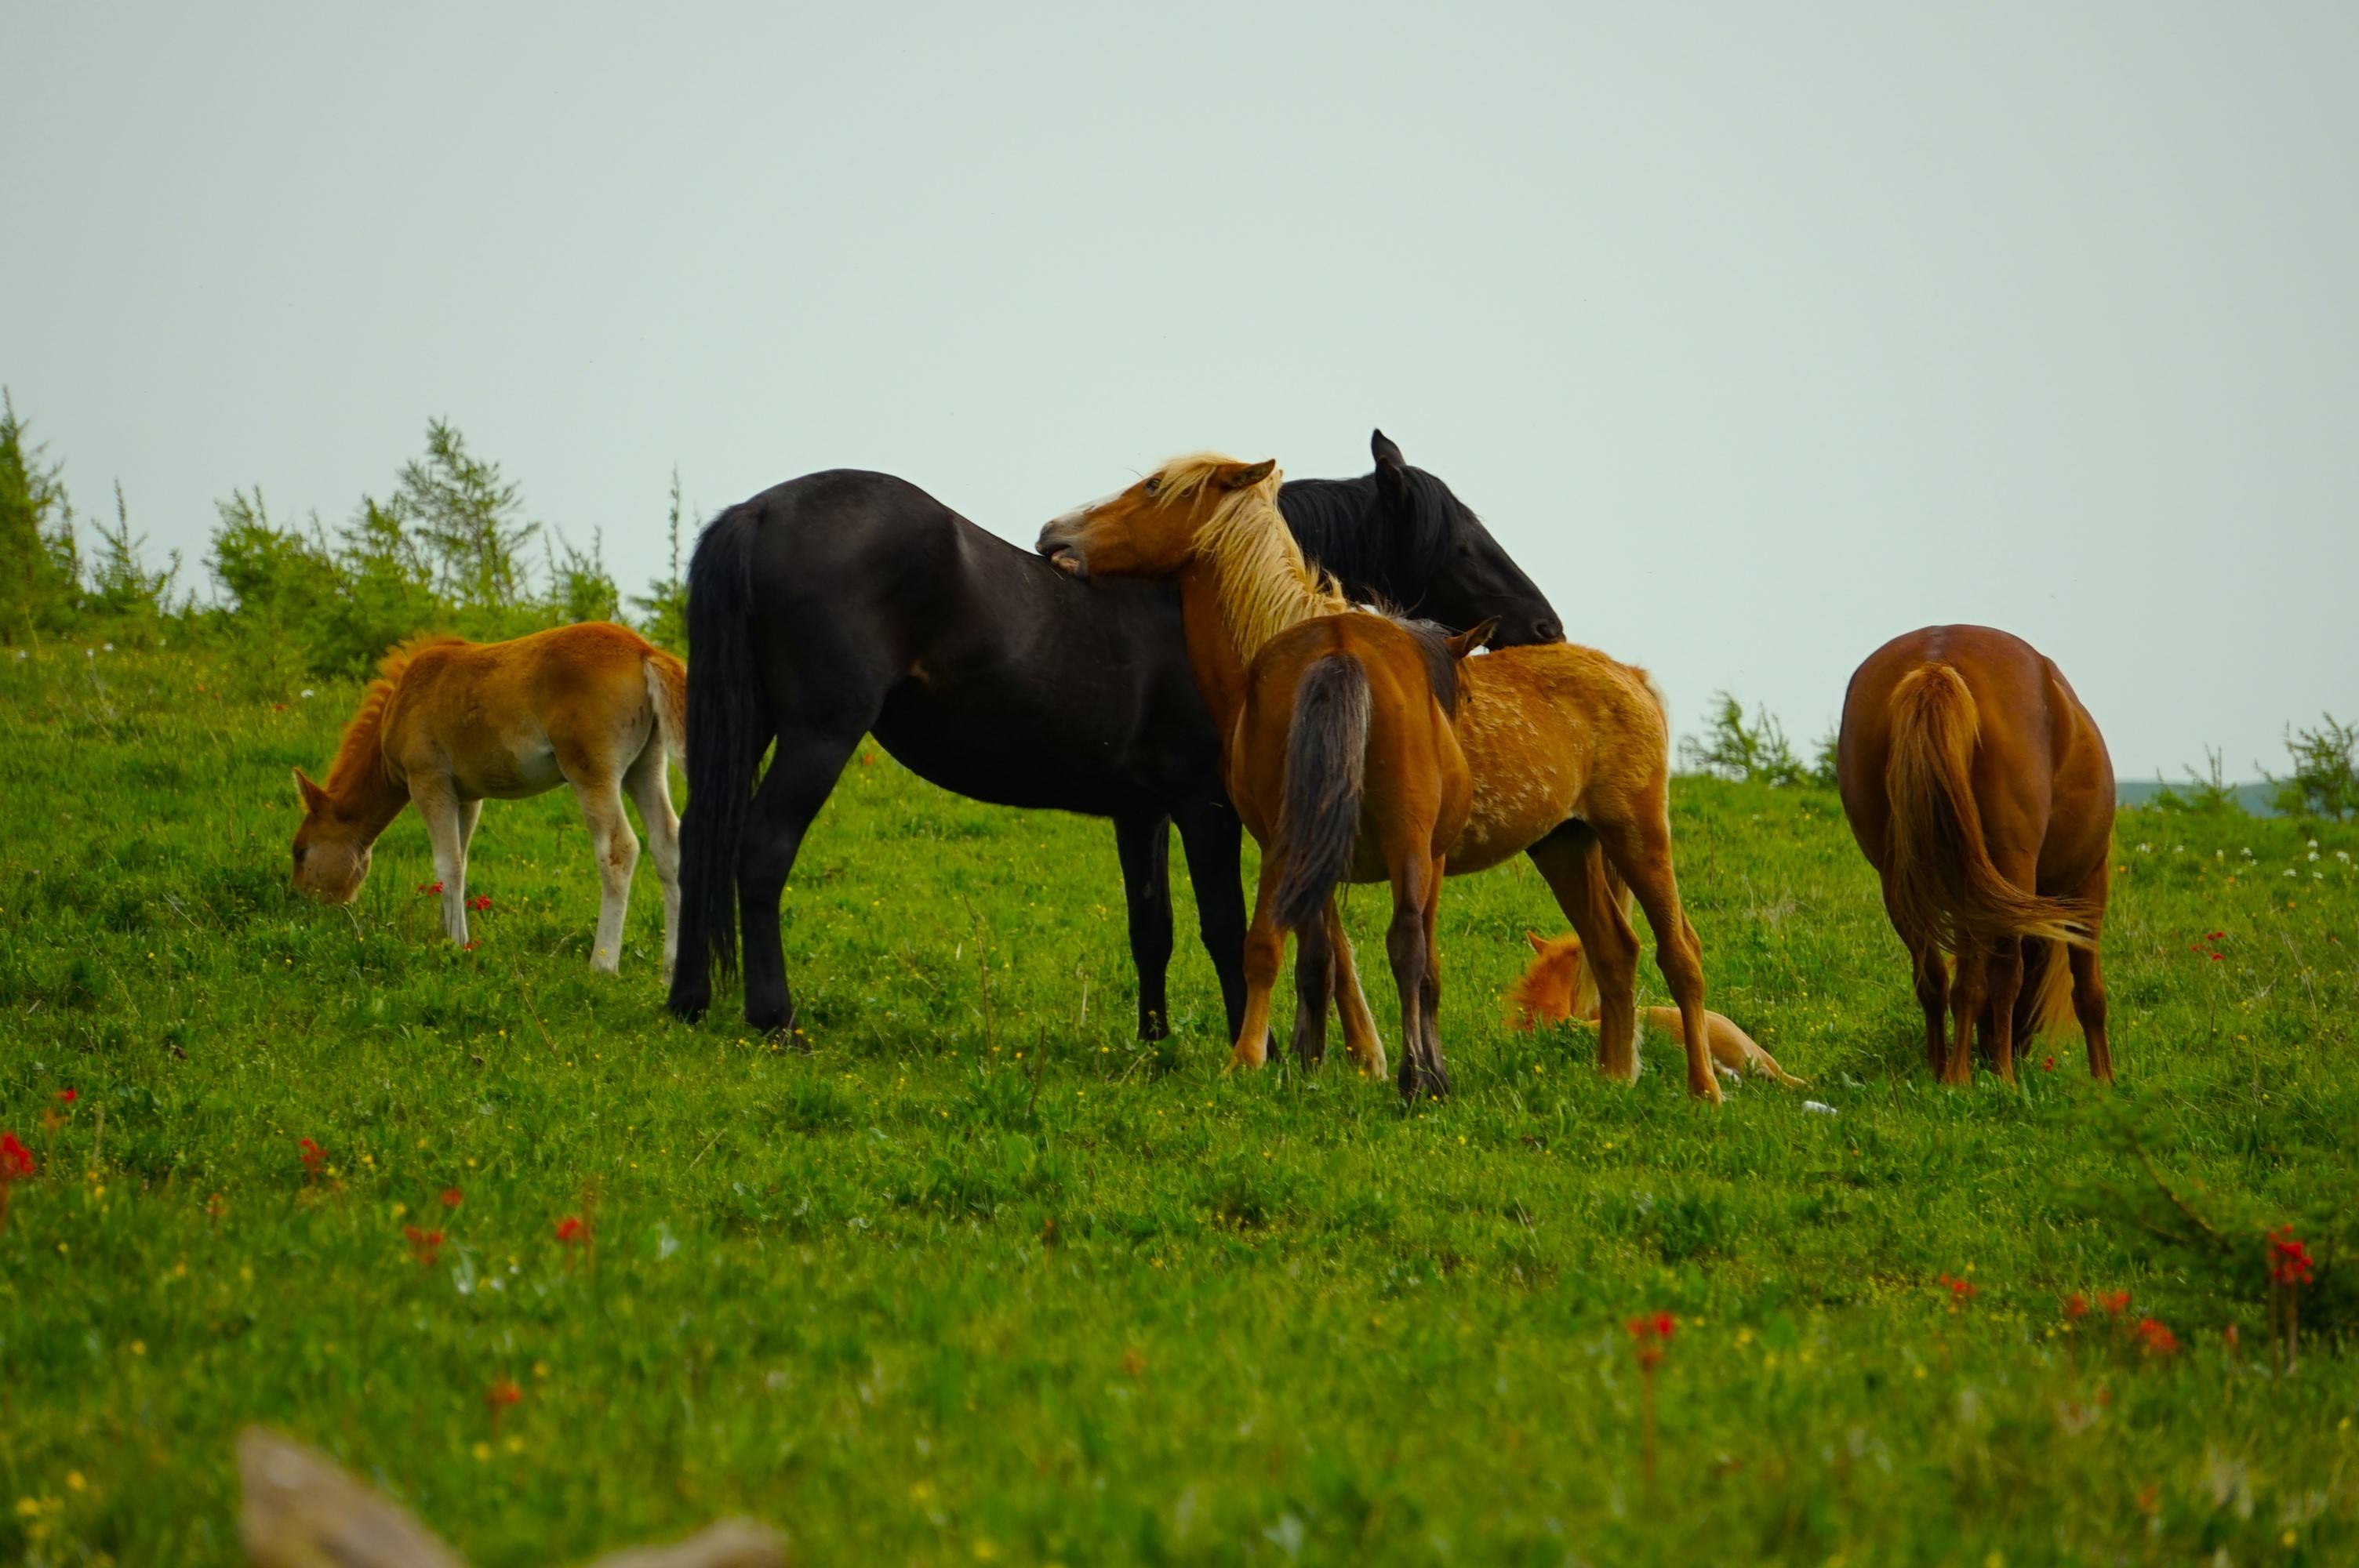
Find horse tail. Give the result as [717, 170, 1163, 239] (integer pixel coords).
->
[2013, 937, 2081, 1041]
[644, 648, 688, 769]
[673, 502, 770, 996]
[1883, 663, 2095, 952]
[1272, 652, 1371, 933]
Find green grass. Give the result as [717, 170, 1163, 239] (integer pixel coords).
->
[3, 642, 2357, 1566]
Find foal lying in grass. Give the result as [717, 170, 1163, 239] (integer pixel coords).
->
[290, 622, 686, 975]
[1508, 931, 1807, 1087]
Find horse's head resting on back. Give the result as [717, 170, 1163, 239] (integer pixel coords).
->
[1035, 454, 1281, 582]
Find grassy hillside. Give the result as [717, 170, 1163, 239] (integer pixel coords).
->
[2, 643, 2356, 1565]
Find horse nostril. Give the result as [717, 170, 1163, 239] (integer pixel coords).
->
[1534, 619, 1561, 644]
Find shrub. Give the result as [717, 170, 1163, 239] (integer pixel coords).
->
[0, 390, 84, 641]
[2263, 713, 2359, 822]
[1678, 692, 1811, 786]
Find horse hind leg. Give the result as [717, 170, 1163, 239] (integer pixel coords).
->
[1412, 853, 1450, 1098]
[1943, 940, 1987, 1087]
[1526, 824, 1641, 1082]
[624, 738, 682, 982]
[1230, 855, 1287, 1070]
[737, 728, 863, 1036]
[2063, 863, 2114, 1082]
[1387, 856, 1442, 1101]
[1324, 900, 1385, 1079]
[1596, 810, 1720, 1103]
[1289, 895, 1336, 1068]
[571, 774, 640, 975]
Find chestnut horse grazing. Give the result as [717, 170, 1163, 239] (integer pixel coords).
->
[1508, 931, 1806, 1087]
[291, 622, 686, 975]
[1836, 625, 2114, 1084]
[1041, 454, 1728, 1101]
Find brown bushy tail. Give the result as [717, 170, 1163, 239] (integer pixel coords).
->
[645, 649, 688, 769]
[1884, 664, 2095, 952]
[1272, 653, 1370, 932]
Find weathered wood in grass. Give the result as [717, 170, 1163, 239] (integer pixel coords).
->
[292, 622, 686, 977]
[238, 1428, 786, 1568]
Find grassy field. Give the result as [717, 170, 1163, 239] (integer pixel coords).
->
[2, 641, 2356, 1566]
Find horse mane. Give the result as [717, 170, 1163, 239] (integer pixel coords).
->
[1154, 453, 1350, 666]
[1400, 621, 1464, 717]
[1277, 467, 1467, 601]
[323, 634, 465, 799]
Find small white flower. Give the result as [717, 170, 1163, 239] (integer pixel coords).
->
[2314, 871, 2324, 880]
[84, 648, 94, 659]
[12, 650, 24, 660]
[2284, 869, 2297, 878]
[300, 688, 314, 699]
[2310, 851, 2321, 862]
[2242, 848, 2255, 858]
[2309, 838, 2320, 849]
[2339, 851, 2350, 862]
[102, 642, 113, 652]
[2137, 843, 2152, 853]
[2173, 844, 2186, 854]
[1803, 1101, 1838, 1116]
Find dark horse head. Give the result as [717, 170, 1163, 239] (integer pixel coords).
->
[1276, 430, 1562, 648]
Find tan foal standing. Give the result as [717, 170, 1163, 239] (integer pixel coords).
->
[291, 622, 686, 976]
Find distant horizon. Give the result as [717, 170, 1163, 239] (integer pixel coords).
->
[7, 2, 2353, 776]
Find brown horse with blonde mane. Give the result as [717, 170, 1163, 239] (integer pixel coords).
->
[1836, 624, 2114, 1084]
[291, 622, 686, 976]
[1039, 454, 1730, 1102]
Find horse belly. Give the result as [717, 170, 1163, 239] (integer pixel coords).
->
[455, 736, 565, 800]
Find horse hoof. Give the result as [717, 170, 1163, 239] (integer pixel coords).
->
[1138, 1014, 1171, 1043]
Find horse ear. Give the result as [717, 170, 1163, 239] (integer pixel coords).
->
[1525, 930, 1548, 953]
[1371, 429, 1406, 496]
[293, 767, 328, 813]
[1221, 459, 1277, 490]
[1445, 617, 1499, 659]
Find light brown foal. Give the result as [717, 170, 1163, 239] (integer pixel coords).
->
[292, 622, 686, 976]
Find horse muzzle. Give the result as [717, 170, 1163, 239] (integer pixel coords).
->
[1034, 524, 1090, 581]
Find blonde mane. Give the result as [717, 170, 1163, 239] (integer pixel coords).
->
[322, 633, 463, 799]
[1150, 453, 1349, 666]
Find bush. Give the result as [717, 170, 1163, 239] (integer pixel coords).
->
[1678, 692, 1812, 786]
[0, 390, 84, 641]
[2263, 714, 2359, 822]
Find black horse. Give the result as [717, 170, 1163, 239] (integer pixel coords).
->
[667, 431, 1561, 1040]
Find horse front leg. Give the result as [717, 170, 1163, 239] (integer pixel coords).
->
[1114, 813, 1175, 1040]
[1176, 798, 1259, 1048]
[410, 778, 471, 947]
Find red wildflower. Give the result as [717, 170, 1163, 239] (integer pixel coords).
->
[298, 1138, 326, 1178]
[467, 895, 492, 913]
[2208, 953, 2223, 963]
[1939, 1272, 1978, 1304]
[2102, 1290, 2132, 1317]
[555, 1215, 587, 1245]
[2270, 1228, 2314, 1287]
[417, 880, 444, 895]
[2041, 1056, 2056, 1072]
[0, 1131, 35, 1182]
[2063, 1293, 2089, 1319]
[486, 1379, 522, 1410]
[404, 1225, 444, 1268]
[2206, 931, 2225, 942]
[2223, 1323, 2241, 1350]
[2134, 1317, 2178, 1357]
[440, 1186, 464, 1210]
[1626, 1311, 1676, 1368]
[56, 1088, 77, 1105]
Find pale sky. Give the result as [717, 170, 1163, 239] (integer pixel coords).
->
[8, 2, 2354, 779]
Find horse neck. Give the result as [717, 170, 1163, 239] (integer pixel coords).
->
[321, 690, 412, 843]
[1194, 496, 1344, 667]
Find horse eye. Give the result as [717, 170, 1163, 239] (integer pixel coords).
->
[1143, 475, 1161, 496]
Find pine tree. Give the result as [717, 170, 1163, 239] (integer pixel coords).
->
[393, 419, 538, 609]
[0, 390, 82, 640]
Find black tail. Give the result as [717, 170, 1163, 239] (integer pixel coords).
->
[671, 503, 771, 1010]
[1272, 653, 1371, 932]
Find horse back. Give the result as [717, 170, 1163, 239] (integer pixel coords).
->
[380, 622, 662, 792]
[732, 470, 1223, 815]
